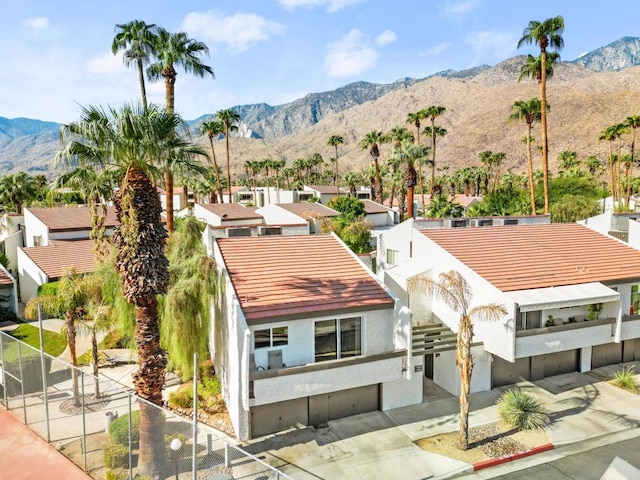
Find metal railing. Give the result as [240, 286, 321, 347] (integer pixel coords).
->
[0, 330, 295, 480]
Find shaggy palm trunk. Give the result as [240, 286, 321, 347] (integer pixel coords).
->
[114, 166, 169, 478]
[163, 67, 177, 232]
[165, 167, 174, 233]
[540, 49, 550, 214]
[373, 157, 383, 204]
[208, 137, 224, 203]
[405, 164, 417, 219]
[225, 125, 232, 202]
[137, 58, 148, 112]
[430, 127, 437, 196]
[456, 315, 473, 450]
[65, 312, 80, 406]
[526, 124, 537, 215]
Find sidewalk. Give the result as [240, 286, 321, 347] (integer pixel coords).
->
[246, 362, 640, 479]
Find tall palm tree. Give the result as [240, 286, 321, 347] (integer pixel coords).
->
[626, 115, 640, 167]
[0, 172, 39, 214]
[390, 139, 429, 219]
[518, 16, 565, 214]
[216, 109, 241, 202]
[200, 119, 226, 203]
[423, 106, 446, 195]
[585, 155, 602, 177]
[518, 52, 560, 83]
[244, 159, 260, 206]
[270, 159, 286, 203]
[57, 103, 193, 477]
[327, 134, 344, 197]
[147, 27, 214, 232]
[409, 271, 506, 450]
[360, 131, 388, 204]
[111, 20, 157, 111]
[388, 126, 414, 209]
[406, 109, 427, 146]
[557, 150, 580, 172]
[508, 98, 546, 215]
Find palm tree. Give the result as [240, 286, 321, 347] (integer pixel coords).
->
[423, 106, 447, 195]
[585, 155, 602, 177]
[406, 109, 427, 146]
[244, 159, 260, 206]
[327, 135, 344, 197]
[360, 131, 388, 204]
[390, 139, 429, 219]
[342, 171, 363, 198]
[518, 52, 560, 83]
[508, 98, 546, 215]
[626, 115, 640, 167]
[518, 16, 565, 214]
[147, 27, 215, 232]
[388, 126, 414, 209]
[111, 20, 157, 111]
[216, 109, 241, 202]
[200, 119, 225, 203]
[0, 172, 39, 214]
[557, 150, 580, 173]
[260, 158, 274, 204]
[57, 103, 190, 477]
[409, 271, 506, 450]
[270, 159, 286, 203]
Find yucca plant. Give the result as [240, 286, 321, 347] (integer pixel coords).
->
[497, 389, 549, 431]
[611, 365, 639, 394]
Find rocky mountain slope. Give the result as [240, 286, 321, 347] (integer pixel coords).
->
[0, 36, 639, 178]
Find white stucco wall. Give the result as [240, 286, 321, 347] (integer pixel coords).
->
[256, 204, 308, 227]
[23, 209, 49, 247]
[17, 247, 47, 303]
[579, 212, 611, 236]
[0, 264, 17, 314]
[621, 319, 640, 341]
[433, 346, 492, 396]
[515, 322, 616, 358]
[1, 230, 23, 278]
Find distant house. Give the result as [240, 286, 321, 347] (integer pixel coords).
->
[361, 199, 398, 227]
[211, 234, 414, 440]
[192, 203, 264, 228]
[421, 194, 482, 215]
[23, 206, 118, 248]
[17, 239, 97, 302]
[257, 203, 339, 234]
[0, 264, 18, 315]
[303, 185, 348, 205]
[0, 213, 24, 278]
[158, 186, 189, 212]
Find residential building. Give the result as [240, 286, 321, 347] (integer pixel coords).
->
[302, 185, 348, 205]
[211, 234, 415, 440]
[378, 221, 640, 397]
[257, 203, 339, 234]
[0, 264, 18, 315]
[0, 213, 24, 279]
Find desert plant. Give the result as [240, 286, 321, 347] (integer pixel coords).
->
[104, 441, 130, 469]
[109, 410, 141, 448]
[168, 389, 193, 409]
[497, 389, 549, 431]
[611, 365, 639, 394]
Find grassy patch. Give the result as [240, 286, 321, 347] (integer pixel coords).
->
[611, 365, 639, 394]
[4, 323, 66, 358]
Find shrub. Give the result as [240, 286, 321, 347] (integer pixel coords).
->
[497, 389, 549, 431]
[201, 375, 221, 398]
[168, 389, 193, 409]
[104, 442, 129, 469]
[104, 469, 127, 480]
[611, 365, 639, 394]
[109, 410, 141, 447]
[38, 281, 59, 297]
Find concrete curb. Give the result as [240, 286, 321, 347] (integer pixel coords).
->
[473, 443, 555, 471]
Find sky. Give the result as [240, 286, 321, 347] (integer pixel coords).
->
[1, 0, 638, 124]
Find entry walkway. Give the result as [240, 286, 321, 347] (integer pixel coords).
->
[0, 406, 92, 480]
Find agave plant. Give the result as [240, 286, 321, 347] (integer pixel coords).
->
[497, 389, 549, 431]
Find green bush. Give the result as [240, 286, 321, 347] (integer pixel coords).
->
[37, 281, 59, 297]
[109, 410, 141, 447]
[611, 365, 639, 394]
[168, 389, 193, 409]
[497, 389, 549, 431]
[201, 375, 221, 398]
[104, 442, 129, 469]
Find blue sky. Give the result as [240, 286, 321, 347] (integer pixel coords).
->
[1, 0, 638, 123]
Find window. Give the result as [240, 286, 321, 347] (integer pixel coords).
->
[253, 326, 288, 349]
[451, 219, 468, 228]
[386, 248, 398, 266]
[314, 317, 361, 362]
[33, 235, 43, 247]
[503, 219, 518, 225]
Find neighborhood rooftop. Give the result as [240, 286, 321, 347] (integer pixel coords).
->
[274, 202, 338, 218]
[26, 206, 119, 231]
[421, 223, 640, 291]
[0, 269, 12, 286]
[198, 203, 264, 221]
[22, 239, 97, 278]
[217, 234, 394, 322]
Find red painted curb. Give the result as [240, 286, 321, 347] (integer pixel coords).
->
[473, 443, 555, 471]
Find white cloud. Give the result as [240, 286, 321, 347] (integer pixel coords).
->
[22, 17, 49, 30]
[375, 30, 397, 47]
[441, 0, 481, 20]
[325, 29, 378, 77]
[181, 10, 285, 54]
[277, 0, 365, 13]
[86, 50, 126, 76]
[420, 43, 451, 56]
[465, 30, 516, 62]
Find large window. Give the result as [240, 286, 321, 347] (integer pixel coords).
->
[254, 326, 288, 349]
[314, 317, 362, 362]
[386, 249, 398, 266]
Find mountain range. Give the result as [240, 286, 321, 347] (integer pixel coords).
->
[1, 36, 640, 178]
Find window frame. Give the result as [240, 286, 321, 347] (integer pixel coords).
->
[314, 316, 362, 362]
[253, 326, 289, 350]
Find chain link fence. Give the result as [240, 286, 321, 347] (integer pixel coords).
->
[0, 330, 295, 480]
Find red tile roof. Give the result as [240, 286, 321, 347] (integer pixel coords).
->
[362, 199, 393, 214]
[217, 235, 394, 322]
[0, 269, 12, 287]
[198, 203, 264, 221]
[276, 203, 338, 219]
[27, 206, 119, 231]
[421, 223, 640, 291]
[22, 239, 97, 279]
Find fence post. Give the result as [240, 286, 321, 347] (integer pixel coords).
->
[0, 333, 7, 407]
[207, 433, 212, 455]
[224, 443, 230, 468]
[128, 394, 133, 480]
[17, 341, 26, 423]
[192, 352, 198, 480]
[38, 304, 50, 442]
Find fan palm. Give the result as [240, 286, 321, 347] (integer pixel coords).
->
[423, 106, 446, 195]
[359, 131, 389, 203]
[327, 134, 344, 197]
[216, 109, 241, 201]
[200, 119, 226, 203]
[518, 16, 565, 214]
[390, 139, 429, 219]
[0, 172, 39, 214]
[409, 271, 507, 450]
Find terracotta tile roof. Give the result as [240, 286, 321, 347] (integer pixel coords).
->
[198, 203, 264, 221]
[157, 186, 186, 195]
[22, 239, 97, 279]
[217, 235, 394, 322]
[27, 206, 119, 231]
[362, 199, 393, 214]
[0, 269, 12, 287]
[422, 194, 482, 209]
[421, 223, 640, 291]
[276, 203, 338, 219]
[306, 185, 348, 194]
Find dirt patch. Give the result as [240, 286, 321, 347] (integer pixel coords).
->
[416, 422, 550, 465]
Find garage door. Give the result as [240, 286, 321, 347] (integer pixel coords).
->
[250, 397, 308, 438]
[309, 384, 379, 426]
[592, 342, 623, 369]
[543, 349, 579, 377]
[492, 356, 531, 388]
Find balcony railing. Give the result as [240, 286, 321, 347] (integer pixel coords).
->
[515, 316, 616, 337]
